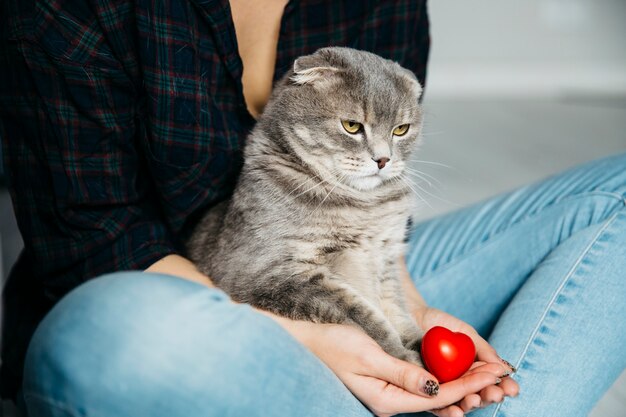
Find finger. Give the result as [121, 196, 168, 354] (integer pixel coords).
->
[500, 358, 518, 374]
[428, 372, 501, 409]
[486, 385, 505, 402]
[351, 371, 498, 415]
[471, 370, 519, 398]
[474, 336, 500, 363]
[497, 376, 520, 397]
[465, 362, 507, 378]
[472, 337, 513, 377]
[471, 334, 518, 376]
[468, 361, 487, 370]
[429, 404, 465, 417]
[367, 353, 440, 398]
[435, 372, 501, 405]
[458, 393, 481, 413]
[478, 384, 505, 407]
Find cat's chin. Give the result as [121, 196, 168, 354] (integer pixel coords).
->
[345, 175, 385, 191]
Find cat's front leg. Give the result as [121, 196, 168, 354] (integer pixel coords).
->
[378, 265, 425, 364]
[244, 268, 422, 365]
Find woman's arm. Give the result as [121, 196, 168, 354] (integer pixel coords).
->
[145, 254, 216, 288]
[0, 24, 181, 300]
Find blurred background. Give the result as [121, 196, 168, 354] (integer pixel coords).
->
[1, 0, 625, 415]
[414, 0, 626, 222]
[412, 1, 626, 416]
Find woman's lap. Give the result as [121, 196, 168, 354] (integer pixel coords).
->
[22, 273, 372, 417]
[407, 152, 626, 416]
[23, 153, 626, 417]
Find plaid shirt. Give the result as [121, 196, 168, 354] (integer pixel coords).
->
[0, 0, 429, 397]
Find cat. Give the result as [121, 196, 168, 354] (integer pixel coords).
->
[186, 47, 425, 365]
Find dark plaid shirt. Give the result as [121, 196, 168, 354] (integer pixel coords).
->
[0, 0, 429, 397]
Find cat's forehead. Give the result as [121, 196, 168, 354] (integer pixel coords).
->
[334, 75, 419, 125]
[327, 49, 421, 123]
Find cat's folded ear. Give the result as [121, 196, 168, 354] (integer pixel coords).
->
[291, 54, 342, 86]
[393, 62, 423, 99]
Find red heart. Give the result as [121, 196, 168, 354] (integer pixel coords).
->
[420, 326, 476, 383]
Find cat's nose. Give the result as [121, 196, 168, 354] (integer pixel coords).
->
[374, 157, 390, 169]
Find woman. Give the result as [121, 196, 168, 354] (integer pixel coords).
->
[1, 0, 624, 416]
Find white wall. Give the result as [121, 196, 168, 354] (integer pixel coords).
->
[426, 0, 626, 98]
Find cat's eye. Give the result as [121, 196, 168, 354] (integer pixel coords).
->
[393, 124, 410, 136]
[341, 120, 363, 134]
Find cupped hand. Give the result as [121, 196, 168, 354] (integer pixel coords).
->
[259, 310, 501, 417]
[416, 307, 520, 416]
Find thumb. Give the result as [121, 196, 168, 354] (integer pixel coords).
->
[369, 351, 440, 398]
[473, 336, 513, 377]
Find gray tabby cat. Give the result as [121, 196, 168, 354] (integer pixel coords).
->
[187, 47, 425, 365]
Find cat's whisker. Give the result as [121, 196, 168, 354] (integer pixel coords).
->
[277, 178, 324, 208]
[391, 176, 410, 195]
[408, 159, 456, 170]
[310, 174, 344, 215]
[403, 168, 434, 189]
[284, 176, 315, 198]
[304, 180, 331, 206]
[401, 173, 439, 200]
[282, 168, 348, 207]
[401, 174, 456, 207]
[398, 176, 432, 209]
[290, 177, 329, 201]
[403, 167, 443, 188]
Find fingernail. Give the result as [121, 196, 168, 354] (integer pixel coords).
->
[501, 358, 517, 373]
[422, 379, 439, 396]
[495, 377, 502, 385]
[499, 370, 511, 378]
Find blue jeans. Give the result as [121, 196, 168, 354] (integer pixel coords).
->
[22, 153, 626, 417]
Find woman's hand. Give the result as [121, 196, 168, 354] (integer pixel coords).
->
[258, 310, 501, 417]
[416, 307, 520, 416]
[398, 258, 519, 416]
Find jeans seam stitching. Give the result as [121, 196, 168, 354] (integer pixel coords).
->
[487, 211, 619, 417]
[416, 191, 625, 281]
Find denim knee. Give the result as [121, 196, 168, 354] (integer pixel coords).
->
[22, 272, 236, 415]
[21, 272, 350, 417]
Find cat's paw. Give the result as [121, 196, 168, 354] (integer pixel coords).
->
[398, 348, 424, 367]
[404, 335, 422, 353]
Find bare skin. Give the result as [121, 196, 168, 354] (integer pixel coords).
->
[145, 2, 520, 415]
[229, 0, 289, 118]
